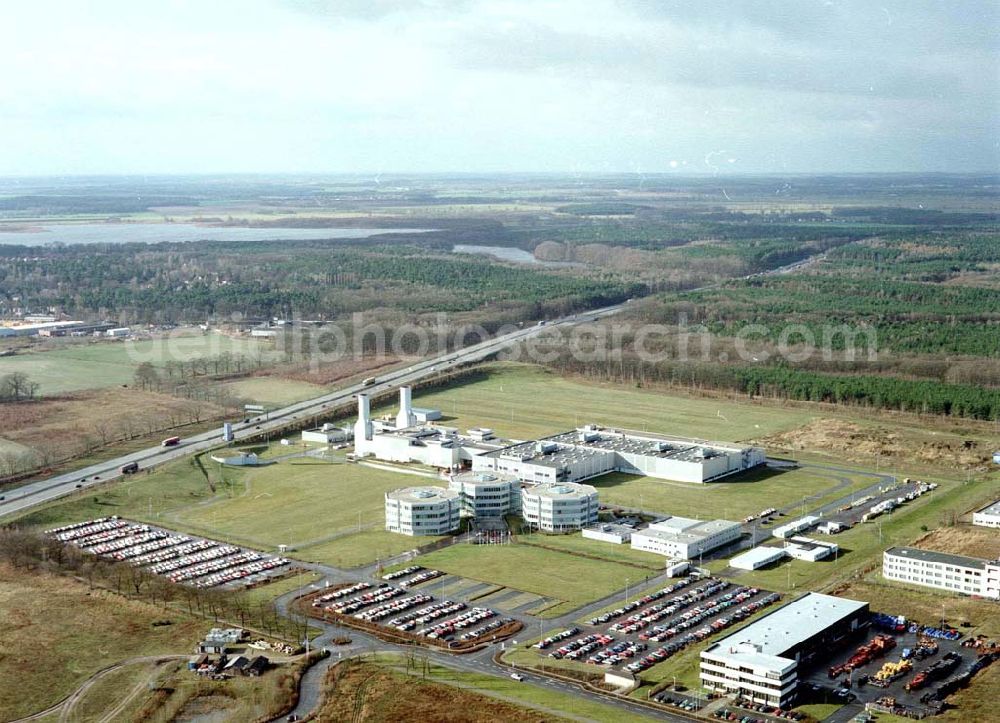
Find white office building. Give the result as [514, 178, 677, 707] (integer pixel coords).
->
[972, 500, 1000, 529]
[520, 482, 599, 532]
[701, 593, 870, 708]
[448, 471, 520, 518]
[882, 547, 1000, 600]
[784, 537, 838, 562]
[630, 516, 742, 560]
[473, 425, 765, 485]
[384, 486, 462, 537]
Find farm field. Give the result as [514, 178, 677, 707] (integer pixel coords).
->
[0, 331, 274, 394]
[405, 543, 643, 618]
[0, 561, 204, 721]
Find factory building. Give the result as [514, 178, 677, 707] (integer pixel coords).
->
[447, 470, 520, 518]
[701, 593, 870, 708]
[730, 546, 788, 571]
[630, 516, 742, 560]
[473, 425, 764, 485]
[301, 423, 352, 444]
[772, 516, 821, 539]
[784, 537, 839, 562]
[520, 482, 599, 532]
[582, 523, 634, 545]
[972, 500, 1000, 529]
[384, 486, 462, 536]
[882, 547, 1000, 600]
[352, 391, 505, 469]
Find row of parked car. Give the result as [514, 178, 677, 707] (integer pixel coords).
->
[47, 517, 290, 588]
[460, 616, 513, 642]
[611, 579, 730, 634]
[587, 577, 695, 626]
[420, 607, 497, 640]
[732, 699, 805, 720]
[533, 626, 580, 650]
[624, 594, 782, 674]
[389, 601, 466, 631]
[655, 693, 701, 712]
[588, 640, 647, 666]
[312, 582, 370, 606]
[383, 566, 422, 581]
[400, 569, 443, 588]
[323, 584, 403, 615]
[355, 594, 433, 623]
[639, 588, 773, 644]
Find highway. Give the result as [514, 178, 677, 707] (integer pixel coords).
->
[0, 301, 627, 520]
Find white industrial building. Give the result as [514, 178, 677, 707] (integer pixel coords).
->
[301, 424, 353, 445]
[772, 516, 821, 539]
[447, 470, 520, 518]
[701, 593, 870, 708]
[520, 482, 599, 532]
[972, 500, 1000, 529]
[384, 486, 462, 536]
[882, 547, 1000, 600]
[730, 546, 788, 571]
[630, 516, 742, 560]
[582, 523, 635, 545]
[105, 327, 131, 338]
[473, 425, 765, 485]
[353, 390, 506, 470]
[784, 537, 839, 562]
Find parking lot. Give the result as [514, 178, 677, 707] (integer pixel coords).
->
[46, 517, 291, 589]
[800, 611, 981, 718]
[307, 567, 521, 648]
[532, 575, 781, 678]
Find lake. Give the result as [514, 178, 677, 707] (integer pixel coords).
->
[0, 223, 431, 246]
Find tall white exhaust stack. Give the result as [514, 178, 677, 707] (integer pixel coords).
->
[354, 393, 372, 453]
[396, 386, 415, 428]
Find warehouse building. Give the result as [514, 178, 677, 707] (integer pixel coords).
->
[384, 486, 462, 536]
[301, 423, 353, 444]
[772, 516, 821, 539]
[631, 516, 742, 560]
[731, 546, 788, 571]
[520, 482, 599, 532]
[882, 547, 1000, 600]
[972, 500, 1000, 529]
[448, 470, 520, 518]
[701, 592, 870, 708]
[582, 522, 635, 545]
[785, 537, 839, 562]
[474, 424, 764, 485]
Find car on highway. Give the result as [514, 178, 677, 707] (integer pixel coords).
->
[510, 673, 524, 681]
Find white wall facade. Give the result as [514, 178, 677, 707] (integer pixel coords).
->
[883, 548, 999, 599]
[520, 484, 599, 532]
[385, 489, 461, 536]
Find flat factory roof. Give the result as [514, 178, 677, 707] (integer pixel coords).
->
[730, 546, 787, 567]
[885, 546, 988, 570]
[710, 592, 868, 659]
[636, 518, 739, 544]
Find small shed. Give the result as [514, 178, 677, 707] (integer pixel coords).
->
[198, 640, 227, 655]
[246, 655, 270, 677]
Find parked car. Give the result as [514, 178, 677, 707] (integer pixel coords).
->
[510, 673, 524, 681]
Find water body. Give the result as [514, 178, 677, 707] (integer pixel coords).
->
[452, 244, 581, 267]
[0, 223, 430, 246]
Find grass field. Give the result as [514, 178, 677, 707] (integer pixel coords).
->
[0, 331, 274, 394]
[0, 562, 204, 721]
[222, 376, 327, 406]
[406, 543, 645, 618]
[518, 529, 665, 571]
[369, 654, 659, 723]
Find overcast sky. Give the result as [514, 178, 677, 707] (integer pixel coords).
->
[1, 0, 997, 175]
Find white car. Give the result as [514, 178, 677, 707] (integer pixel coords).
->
[510, 673, 524, 681]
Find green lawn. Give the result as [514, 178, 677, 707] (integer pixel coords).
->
[0, 331, 275, 394]
[295, 529, 448, 569]
[518, 529, 665, 571]
[393, 363, 818, 443]
[587, 465, 876, 519]
[409, 543, 642, 618]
